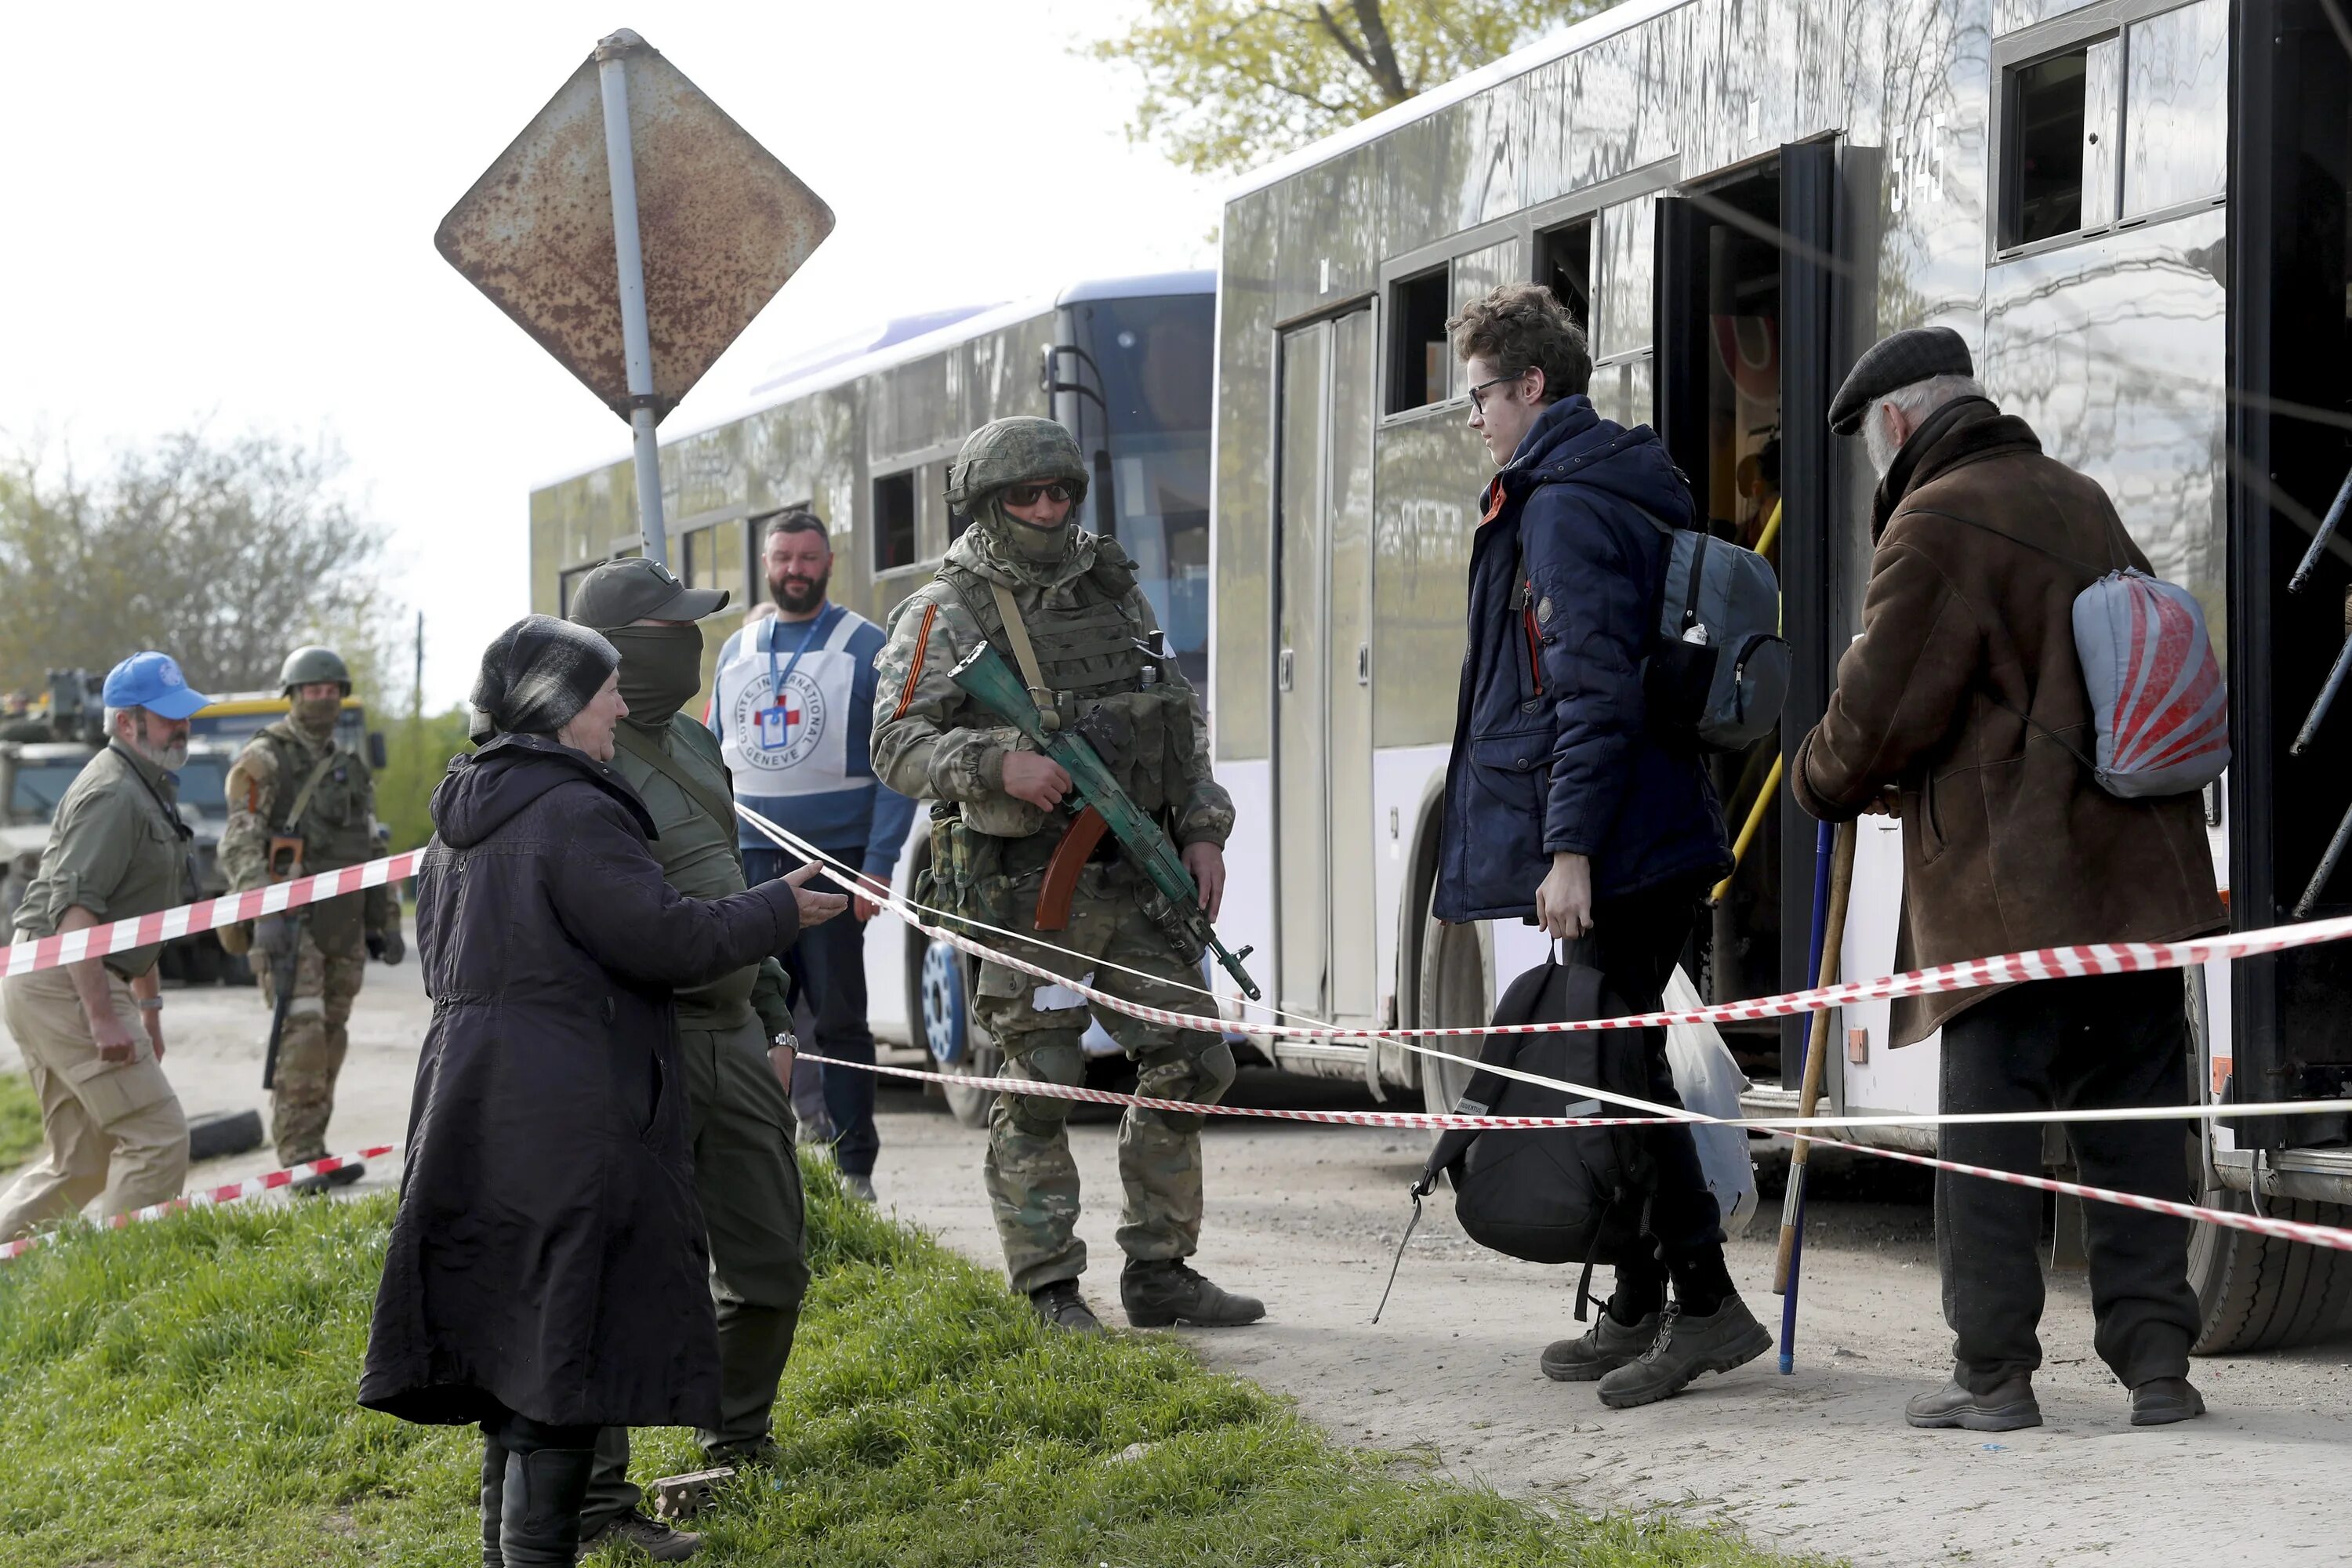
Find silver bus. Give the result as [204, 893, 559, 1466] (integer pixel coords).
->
[528, 271, 1218, 1119]
[1206, 0, 2350, 1352]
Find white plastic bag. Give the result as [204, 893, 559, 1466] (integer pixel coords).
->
[1663, 964, 1759, 1235]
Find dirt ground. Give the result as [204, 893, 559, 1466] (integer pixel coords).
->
[14, 939, 2348, 1568]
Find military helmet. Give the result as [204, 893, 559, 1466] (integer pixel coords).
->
[280, 645, 352, 695]
[944, 416, 1088, 512]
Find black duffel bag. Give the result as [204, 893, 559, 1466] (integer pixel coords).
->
[1414, 951, 1657, 1319]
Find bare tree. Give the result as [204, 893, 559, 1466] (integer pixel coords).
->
[0, 431, 394, 699]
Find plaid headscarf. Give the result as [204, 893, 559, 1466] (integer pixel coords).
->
[468, 615, 620, 744]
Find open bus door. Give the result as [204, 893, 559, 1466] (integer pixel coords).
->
[1653, 140, 1852, 1091]
[2203, 0, 2352, 1351]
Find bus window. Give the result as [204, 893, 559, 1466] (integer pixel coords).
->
[1387, 267, 1452, 412]
[557, 560, 608, 618]
[2122, 0, 2227, 219]
[2004, 38, 2122, 245]
[873, 471, 918, 571]
[1536, 217, 1594, 331]
[1065, 292, 1217, 691]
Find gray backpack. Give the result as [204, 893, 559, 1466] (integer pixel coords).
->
[1639, 513, 1789, 753]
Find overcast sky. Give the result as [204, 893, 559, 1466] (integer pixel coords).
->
[0, 2, 1222, 707]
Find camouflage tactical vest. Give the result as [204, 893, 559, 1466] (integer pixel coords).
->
[938, 546, 1192, 820]
[253, 721, 374, 947]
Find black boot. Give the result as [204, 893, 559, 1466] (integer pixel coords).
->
[1120, 1258, 1265, 1327]
[479, 1438, 506, 1567]
[499, 1443, 597, 1566]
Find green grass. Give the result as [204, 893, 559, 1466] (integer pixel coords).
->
[0, 1070, 40, 1169]
[0, 1160, 1822, 1568]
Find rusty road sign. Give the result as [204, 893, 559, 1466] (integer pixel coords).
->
[437, 32, 833, 424]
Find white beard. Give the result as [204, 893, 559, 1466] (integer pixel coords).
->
[1864, 404, 1900, 477]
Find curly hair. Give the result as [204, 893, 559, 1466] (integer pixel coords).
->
[1446, 283, 1592, 401]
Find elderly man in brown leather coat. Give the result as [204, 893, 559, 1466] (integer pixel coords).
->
[1794, 327, 2225, 1434]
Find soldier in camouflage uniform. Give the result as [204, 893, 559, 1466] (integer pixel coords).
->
[872, 416, 1265, 1334]
[220, 648, 399, 1183]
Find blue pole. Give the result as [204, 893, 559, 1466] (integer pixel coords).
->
[1780, 818, 1835, 1374]
[1779, 1189, 1805, 1374]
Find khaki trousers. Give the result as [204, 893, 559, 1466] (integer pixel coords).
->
[0, 965, 188, 1240]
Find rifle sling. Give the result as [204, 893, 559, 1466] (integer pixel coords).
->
[612, 723, 746, 870]
[988, 581, 1051, 696]
[279, 746, 343, 844]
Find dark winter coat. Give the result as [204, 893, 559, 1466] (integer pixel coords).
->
[358, 733, 801, 1430]
[1792, 397, 2226, 1045]
[1434, 397, 1731, 922]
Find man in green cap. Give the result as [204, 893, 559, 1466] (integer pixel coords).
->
[220, 646, 401, 1182]
[566, 554, 811, 1562]
[871, 416, 1263, 1335]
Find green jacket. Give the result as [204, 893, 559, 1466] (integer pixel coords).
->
[11, 740, 188, 978]
[609, 712, 793, 1040]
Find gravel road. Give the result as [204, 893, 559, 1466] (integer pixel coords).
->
[20, 938, 2345, 1568]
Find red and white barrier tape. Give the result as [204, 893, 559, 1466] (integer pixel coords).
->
[735, 802, 2349, 1044]
[739, 808, 2352, 1133]
[1, 854, 423, 980]
[804, 1053, 2352, 1256]
[0, 1144, 397, 1261]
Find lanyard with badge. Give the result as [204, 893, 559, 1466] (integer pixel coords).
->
[759, 605, 838, 752]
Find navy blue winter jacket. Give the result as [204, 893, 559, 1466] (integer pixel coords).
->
[1432, 397, 1731, 922]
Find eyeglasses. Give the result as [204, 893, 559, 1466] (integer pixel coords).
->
[1002, 481, 1076, 507]
[1467, 371, 1529, 414]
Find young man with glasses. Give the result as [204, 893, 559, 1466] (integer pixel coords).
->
[1433, 283, 1764, 1408]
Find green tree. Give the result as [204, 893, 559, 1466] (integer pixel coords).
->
[0, 431, 393, 699]
[376, 704, 475, 856]
[1091, 0, 1618, 176]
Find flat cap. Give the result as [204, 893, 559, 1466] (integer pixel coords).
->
[1828, 326, 1974, 435]
[566, 555, 728, 631]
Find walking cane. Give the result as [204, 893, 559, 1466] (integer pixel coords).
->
[1773, 817, 1857, 1372]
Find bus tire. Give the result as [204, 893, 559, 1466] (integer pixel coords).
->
[1415, 886, 1487, 1121]
[2187, 1189, 2352, 1355]
[919, 937, 1000, 1129]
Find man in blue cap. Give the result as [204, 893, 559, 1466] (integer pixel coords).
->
[0, 652, 211, 1240]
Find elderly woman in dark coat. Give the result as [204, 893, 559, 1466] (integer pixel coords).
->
[359, 615, 841, 1566]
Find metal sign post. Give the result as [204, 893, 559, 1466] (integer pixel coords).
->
[438, 29, 834, 568]
[594, 31, 668, 564]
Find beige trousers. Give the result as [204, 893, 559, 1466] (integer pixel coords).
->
[0, 964, 188, 1240]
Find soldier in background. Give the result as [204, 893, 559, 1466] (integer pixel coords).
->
[871, 416, 1264, 1335]
[220, 647, 400, 1185]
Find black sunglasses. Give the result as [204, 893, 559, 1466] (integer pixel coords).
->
[1467, 370, 1530, 414]
[1002, 481, 1076, 507]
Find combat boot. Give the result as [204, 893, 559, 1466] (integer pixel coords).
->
[1540, 1307, 1661, 1382]
[1029, 1279, 1103, 1334]
[1120, 1258, 1266, 1327]
[289, 1159, 365, 1196]
[578, 1508, 701, 1561]
[1904, 1369, 2042, 1432]
[1594, 1298, 1773, 1409]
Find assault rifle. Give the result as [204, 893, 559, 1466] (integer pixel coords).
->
[948, 642, 1261, 1001]
[256, 834, 305, 1091]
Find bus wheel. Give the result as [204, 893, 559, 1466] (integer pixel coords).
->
[1416, 896, 1488, 1121]
[922, 938, 1000, 1129]
[2188, 1188, 2352, 1354]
